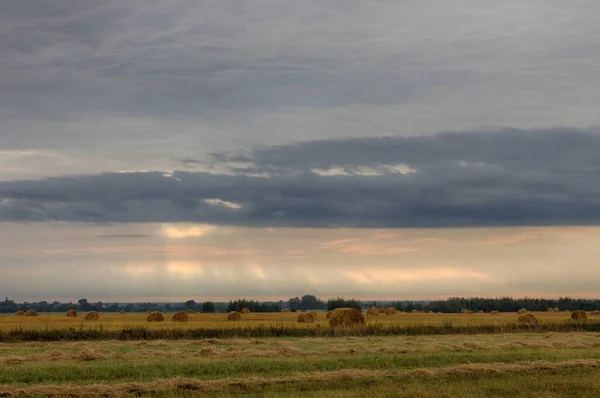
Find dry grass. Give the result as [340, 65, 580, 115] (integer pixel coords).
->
[227, 311, 242, 321]
[146, 312, 165, 322]
[84, 311, 99, 321]
[489, 310, 500, 314]
[461, 309, 473, 314]
[171, 312, 189, 322]
[66, 310, 77, 318]
[0, 358, 599, 397]
[329, 308, 365, 327]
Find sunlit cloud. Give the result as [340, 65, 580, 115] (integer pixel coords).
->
[344, 268, 491, 285]
[121, 264, 158, 277]
[161, 224, 214, 238]
[165, 261, 203, 276]
[322, 238, 418, 255]
[203, 198, 242, 209]
[469, 231, 541, 246]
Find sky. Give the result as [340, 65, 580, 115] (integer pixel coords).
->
[1, 0, 600, 302]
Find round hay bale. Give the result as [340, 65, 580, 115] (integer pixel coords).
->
[554, 308, 560, 312]
[517, 308, 527, 314]
[25, 310, 38, 317]
[547, 308, 554, 312]
[171, 311, 189, 322]
[328, 308, 366, 327]
[185, 308, 195, 314]
[460, 309, 473, 314]
[146, 312, 164, 322]
[366, 306, 379, 316]
[386, 307, 398, 315]
[15, 310, 25, 316]
[240, 308, 251, 314]
[283, 308, 291, 312]
[67, 310, 78, 318]
[571, 310, 587, 321]
[517, 313, 538, 325]
[297, 313, 315, 323]
[378, 307, 386, 313]
[84, 311, 99, 321]
[591, 310, 600, 316]
[489, 310, 500, 314]
[326, 310, 332, 319]
[119, 311, 126, 315]
[227, 311, 242, 321]
[309, 311, 318, 319]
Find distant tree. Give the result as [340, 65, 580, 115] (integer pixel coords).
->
[184, 300, 197, 310]
[288, 297, 301, 311]
[299, 295, 326, 310]
[201, 301, 216, 313]
[327, 297, 362, 311]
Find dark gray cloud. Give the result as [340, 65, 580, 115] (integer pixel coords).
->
[1, 128, 600, 227]
[2, 0, 600, 159]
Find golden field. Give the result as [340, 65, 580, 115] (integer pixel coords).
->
[1, 310, 598, 331]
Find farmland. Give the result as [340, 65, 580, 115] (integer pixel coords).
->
[1, 312, 600, 396]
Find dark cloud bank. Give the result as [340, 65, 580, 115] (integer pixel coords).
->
[1, 128, 599, 228]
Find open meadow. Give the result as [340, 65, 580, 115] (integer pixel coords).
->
[1, 311, 600, 396]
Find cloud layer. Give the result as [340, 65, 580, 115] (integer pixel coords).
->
[2, 128, 600, 227]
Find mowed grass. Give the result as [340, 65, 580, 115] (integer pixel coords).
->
[1, 333, 600, 397]
[2, 310, 598, 332]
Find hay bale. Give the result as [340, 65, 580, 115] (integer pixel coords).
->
[15, 310, 25, 316]
[460, 309, 473, 314]
[227, 311, 242, 321]
[119, 311, 126, 315]
[517, 308, 527, 314]
[240, 308, 251, 314]
[328, 308, 366, 327]
[386, 307, 398, 315]
[146, 312, 164, 322]
[185, 309, 195, 314]
[554, 308, 560, 312]
[25, 310, 38, 317]
[547, 308, 554, 312]
[591, 310, 600, 316]
[571, 310, 587, 321]
[67, 310, 78, 318]
[366, 306, 379, 316]
[517, 313, 538, 325]
[378, 307, 386, 313]
[489, 310, 500, 314]
[171, 311, 189, 322]
[283, 308, 291, 312]
[297, 313, 316, 323]
[309, 311, 318, 320]
[84, 311, 99, 321]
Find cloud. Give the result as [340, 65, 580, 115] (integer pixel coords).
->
[1, 128, 600, 227]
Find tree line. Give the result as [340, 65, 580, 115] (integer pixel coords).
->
[2, 295, 600, 314]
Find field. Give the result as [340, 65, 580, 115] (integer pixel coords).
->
[1, 311, 600, 397]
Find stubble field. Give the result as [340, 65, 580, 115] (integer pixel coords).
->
[1, 311, 600, 397]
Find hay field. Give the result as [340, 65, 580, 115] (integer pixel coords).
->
[1, 332, 600, 396]
[2, 310, 598, 332]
